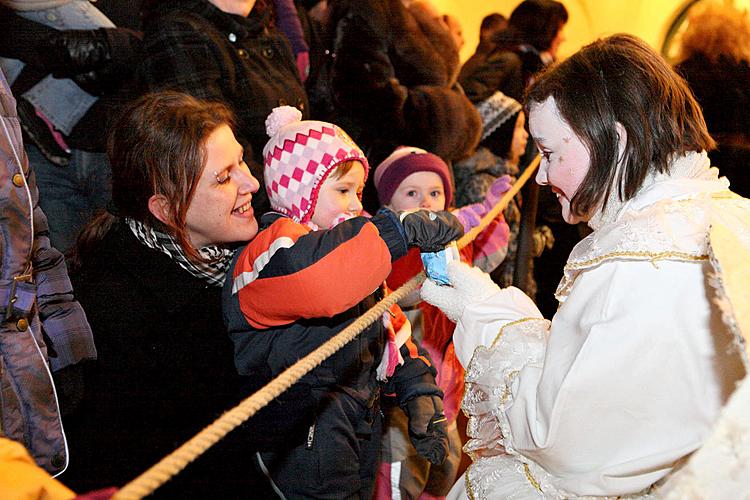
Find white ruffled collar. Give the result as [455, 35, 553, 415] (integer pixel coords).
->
[587, 151, 724, 230]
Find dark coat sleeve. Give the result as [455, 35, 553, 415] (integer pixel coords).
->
[458, 49, 524, 103]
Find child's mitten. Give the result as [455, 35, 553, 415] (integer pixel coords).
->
[403, 394, 449, 465]
[400, 209, 464, 252]
[453, 175, 512, 229]
[420, 261, 500, 322]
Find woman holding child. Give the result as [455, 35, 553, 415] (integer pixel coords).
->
[422, 34, 750, 498]
[65, 91, 273, 496]
[64, 93, 464, 497]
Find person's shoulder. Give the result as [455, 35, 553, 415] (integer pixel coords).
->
[144, 1, 215, 36]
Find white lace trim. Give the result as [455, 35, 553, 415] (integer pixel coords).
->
[556, 190, 738, 302]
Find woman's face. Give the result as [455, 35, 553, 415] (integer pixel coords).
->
[530, 97, 590, 224]
[387, 171, 447, 212]
[509, 111, 529, 166]
[310, 161, 366, 229]
[185, 124, 260, 247]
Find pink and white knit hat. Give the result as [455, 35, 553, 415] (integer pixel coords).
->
[262, 106, 369, 224]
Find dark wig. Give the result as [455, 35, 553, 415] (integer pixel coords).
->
[526, 34, 715, 218]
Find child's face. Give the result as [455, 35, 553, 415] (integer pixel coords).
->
[509, 111, 529, 166]
[530, 97, 590, 224]
[387, 171, 446, 212]
[311, 161, 366, 229]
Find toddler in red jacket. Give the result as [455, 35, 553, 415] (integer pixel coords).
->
[223, 107, 464, 499]
[374, 146, 512, 499]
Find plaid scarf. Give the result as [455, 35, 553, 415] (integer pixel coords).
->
[126, 218, 233, 287]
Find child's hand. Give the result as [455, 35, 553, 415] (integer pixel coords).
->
[403, 394, 449, 465]
[485, 174, 513, 209]
[420, 261, 500, 322]
[400, 209, 464, 252]
[453, 175, 512, 230]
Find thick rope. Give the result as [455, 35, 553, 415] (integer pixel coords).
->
[113, 156, 540, 500]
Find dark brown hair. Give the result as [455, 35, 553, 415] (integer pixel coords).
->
[498, 0, 568, 52]
[73, 91, 235, 266]
[526, 34, 715, 218]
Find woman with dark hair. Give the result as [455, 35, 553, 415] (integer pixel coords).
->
[458, 0, 568, 104]
[421, 34, 750, 499]
[64, 91, 275, 496]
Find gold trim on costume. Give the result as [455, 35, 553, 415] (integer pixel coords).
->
[490, 317, 542, 348]
[565, 251, 708, 271]
[466, 464, 476, 500]
[524, 463, 543, 492]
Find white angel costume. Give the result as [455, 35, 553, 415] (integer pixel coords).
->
[422, 151, 750, 499]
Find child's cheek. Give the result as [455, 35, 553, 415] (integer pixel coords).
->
[388, 198, 418, 213]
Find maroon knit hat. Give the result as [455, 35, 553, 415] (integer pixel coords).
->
[374, 146, 453, 207]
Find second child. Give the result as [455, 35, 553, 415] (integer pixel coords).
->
[374, 146, 512, 498]
[223, 107, 464, 498]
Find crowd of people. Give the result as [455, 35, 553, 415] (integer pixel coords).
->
[1, 0, 749, 499]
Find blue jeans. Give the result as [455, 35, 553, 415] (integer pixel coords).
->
[28, 144, 112, 253]
[0, 1, 113, 134]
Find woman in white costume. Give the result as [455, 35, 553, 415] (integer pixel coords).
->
[422, 34, 750, 499]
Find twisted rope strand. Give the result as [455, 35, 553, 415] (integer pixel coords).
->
[113, 157, 540, 500]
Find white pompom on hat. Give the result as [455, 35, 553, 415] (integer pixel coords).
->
[262, 106, 369, 224]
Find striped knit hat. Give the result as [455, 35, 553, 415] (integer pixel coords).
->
[477, 91, 522, 141]
[262, 106, 369, 224]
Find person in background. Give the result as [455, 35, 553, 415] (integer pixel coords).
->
[452, 92, 538, 290]
[224, 106, 464, 499]
[0, 61, 95, 478]
[313, 0, 481, 213]
[139, 0, 309, 215]
[0, 1, 144, 253]
[674, 2, 750, 198]
[273, 0, 310, 81]
[479, 13, 507, 47]
[459, 0, 568, 103]
[422, 34, 750, 499]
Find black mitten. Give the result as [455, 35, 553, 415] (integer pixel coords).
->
[400, 209, 463, 252]
[403, 394, 449, 465]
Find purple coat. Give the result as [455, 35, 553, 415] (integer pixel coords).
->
[0, 71, 96, 475]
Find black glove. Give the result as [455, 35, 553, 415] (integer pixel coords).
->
[403, 394, 449, 465]
[400, 209, 463, 252]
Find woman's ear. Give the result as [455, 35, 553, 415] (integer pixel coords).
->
[147, 194, 172, 226]
[615, 122, 628, 165]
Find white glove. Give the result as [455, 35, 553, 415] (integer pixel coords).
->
[420, 261, 500, 322]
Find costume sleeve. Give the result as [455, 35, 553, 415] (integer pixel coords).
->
[459, 259, 738, 496]
[232, 212, 407, 329]
[5, 84, 97, 372]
